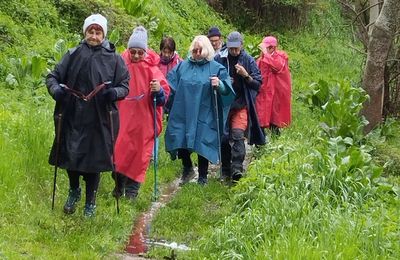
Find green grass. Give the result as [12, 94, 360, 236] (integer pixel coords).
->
[147, 180, 233, 258]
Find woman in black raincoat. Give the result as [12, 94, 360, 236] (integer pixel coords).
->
[46, 14, 129, 217]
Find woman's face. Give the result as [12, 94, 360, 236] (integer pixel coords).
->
[85, 28, 104, 46]
[191, 42, 203, 61]
[266, 46, 276, 54]
[130, 48, 146, 63]
[161, 48, 173, 59]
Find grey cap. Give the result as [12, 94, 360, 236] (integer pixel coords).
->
[226, 31, 243, 48]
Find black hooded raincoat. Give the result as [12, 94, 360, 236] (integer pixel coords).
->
[46, 40, 129, 173]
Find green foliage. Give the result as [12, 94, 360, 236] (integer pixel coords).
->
[54, 0, 108, 34]
[196, 170, 399, 259]
[0, 13, 19, 51]
[115, 0, 150, 17]
[5, 55, 47, 91]
[303, 80, 368, 140]
[0, 0, 59, 27]
[143, 0, 232, 54]
[312, 136, 383, 205]
[213, 0, 315, 33]
[368, 119, 400, 177]
[189, 108, 397, 259]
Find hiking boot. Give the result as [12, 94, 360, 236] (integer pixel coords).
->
[83, 203, 96, 217]
[63, 188, 81, 214]
[197, 176, 208, 186]
[125, 179, 141, 200]
[180, 167, 195, 185]
[221, 167, 231, 183]
[232, 169, 243, 183]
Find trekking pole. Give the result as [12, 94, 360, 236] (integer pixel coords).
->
[211, 76, 222, 179]
[109, 111, 120, 214]
[152, 94, 158, 201]
[52, 113, 62, 210]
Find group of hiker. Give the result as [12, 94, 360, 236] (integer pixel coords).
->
[46, 14, 292, 217]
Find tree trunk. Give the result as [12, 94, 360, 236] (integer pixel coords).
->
[368, 0, 380, 33]
[361, 0, 400, 133]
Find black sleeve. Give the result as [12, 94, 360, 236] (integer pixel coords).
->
[112, 55, 130, 100]
[46, 51, 71, 96]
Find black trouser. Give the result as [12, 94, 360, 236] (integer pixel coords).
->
[67, 170, 100, 204]
[178, 149, 209, 178]
[221, 128, 245, 175]
[112, 172, 140, 196]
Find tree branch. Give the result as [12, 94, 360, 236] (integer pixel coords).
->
[353, 1, 384, 24]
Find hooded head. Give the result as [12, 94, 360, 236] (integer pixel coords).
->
[83, 14, 108, 37]
[262, 36, 278, 48]
[128, 26, 148, 50]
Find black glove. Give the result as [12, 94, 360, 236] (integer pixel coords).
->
[53, 85, 66, 101]
[103, 88, 117, 102]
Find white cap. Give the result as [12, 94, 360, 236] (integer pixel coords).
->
[82, 14, 107, 37]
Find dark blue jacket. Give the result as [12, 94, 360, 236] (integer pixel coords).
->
[215, 49, 266, 145]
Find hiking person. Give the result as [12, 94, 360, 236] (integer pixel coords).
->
[207, 26, 224, 56]
[214, 31, 265, 183]
[112, 26, 170, 199]
[256, 36, 292, 135]
[165, 35, 235, 185]
[158, 36, 182, 116]
[46, 14, 130, 217]
[158, 36, 182, 78]
[156, 36, 182, 163]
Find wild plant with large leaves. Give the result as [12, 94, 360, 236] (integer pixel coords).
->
[311, 136, 382, 206]
[304, 79, 368, 141]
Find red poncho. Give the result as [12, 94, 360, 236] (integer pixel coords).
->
[114, 49, 170, 183]
[256, 50, 292, 128]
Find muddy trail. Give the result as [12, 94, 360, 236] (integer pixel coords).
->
[117, 146, 254, 259]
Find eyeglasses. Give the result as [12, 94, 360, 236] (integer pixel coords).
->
[192, 48, 202, 54]
[130, 49, 146, 56]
